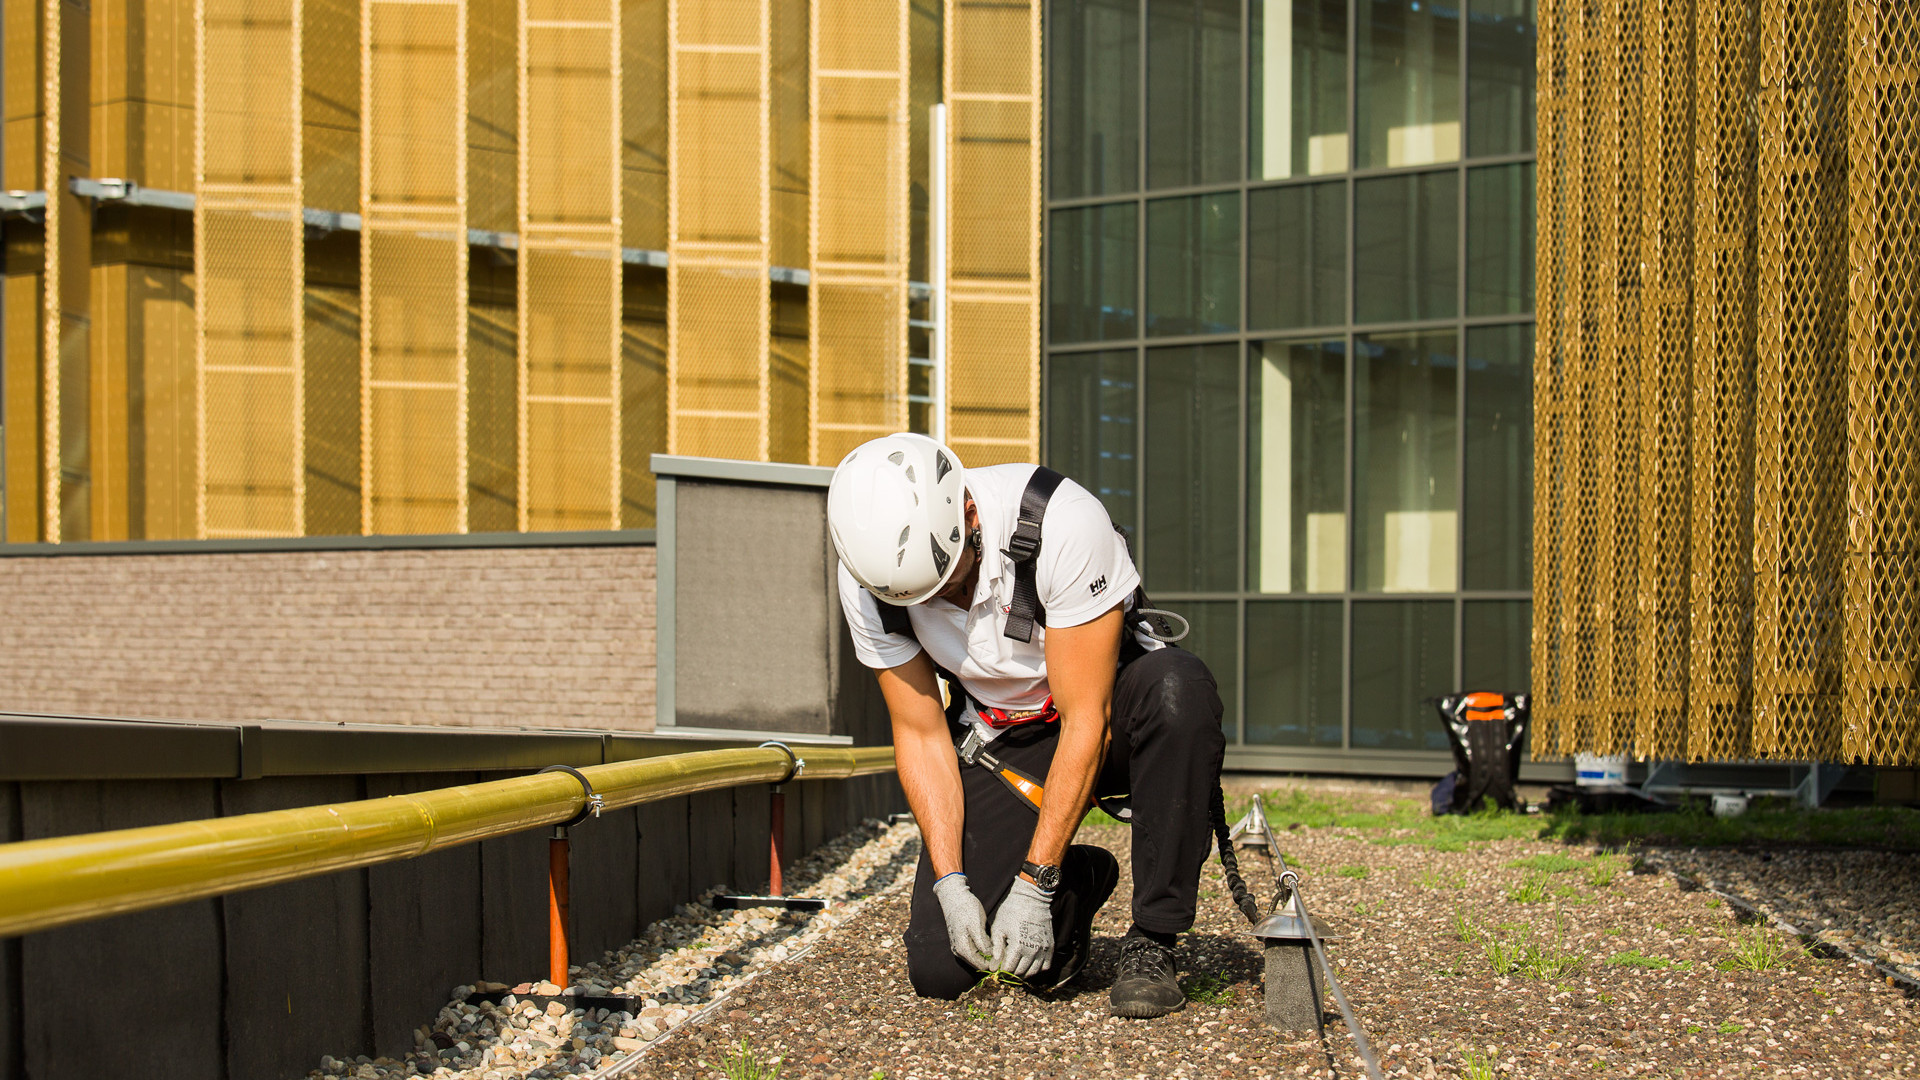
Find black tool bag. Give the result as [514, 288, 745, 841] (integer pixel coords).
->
[1432, 692, 1530, 814]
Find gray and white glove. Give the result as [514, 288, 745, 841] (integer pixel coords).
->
[932, 872, 994, 968]
[989, 876, 1055, 978]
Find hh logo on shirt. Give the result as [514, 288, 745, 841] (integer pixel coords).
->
[1088, 575, 1108, 597]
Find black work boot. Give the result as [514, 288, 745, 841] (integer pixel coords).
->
[1040, 845, 1121, 992]
[1109, 934, 1184, 1017]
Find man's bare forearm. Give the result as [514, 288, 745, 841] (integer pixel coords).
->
[895, 722, 966, 877]
[1026, 706, 1108, 867]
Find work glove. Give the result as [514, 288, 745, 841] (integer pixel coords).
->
[989, 876, 1055, 979]
[932, 872, 994, 968]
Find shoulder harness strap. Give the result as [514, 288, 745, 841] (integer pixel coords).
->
[1002, 466, 1067, 644]
[875, 596, 914, 639]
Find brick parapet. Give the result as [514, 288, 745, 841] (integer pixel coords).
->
[0, 545, 656, 729]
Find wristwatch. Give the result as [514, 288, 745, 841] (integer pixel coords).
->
[1020, 860, 1061, 894]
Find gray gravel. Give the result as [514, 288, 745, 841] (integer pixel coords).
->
[1644, 847, 1920, 983]
[632, 781, 1920, 1080]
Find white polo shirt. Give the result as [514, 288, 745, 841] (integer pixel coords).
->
[837, 463, 1161, 741]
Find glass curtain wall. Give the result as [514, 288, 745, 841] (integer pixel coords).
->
[1045, 0, 1535, 763]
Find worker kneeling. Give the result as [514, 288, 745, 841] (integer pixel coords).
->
[828, 433, 1225, 1018]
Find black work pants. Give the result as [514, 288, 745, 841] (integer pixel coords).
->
[903, 646, 1226, 999]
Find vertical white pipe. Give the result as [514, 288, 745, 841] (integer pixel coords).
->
[930, 102, 948, 445]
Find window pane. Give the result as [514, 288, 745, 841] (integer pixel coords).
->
[1462, 599, 1530, 692]
[1246, 600, 1343, 745]
[1466, 162, 1535, 316]
[1147, 0, 1241, 188]
[1047, 349, 1139, 531]
[1146, 193, 1240, 336]
[1144, 343, 1239, 591]
[1357, 0, 1461, 169]
[1249, 0, 1348, 180]
[1175, 599, 1240, 742]
[1354, 170, 1457, 323]
[1355, 330, 1457, 592]
[1249, 339, 1345, 592]
[1463, 324, 1531, 590]
[1049, 203, 1139, 343]
[1467, 0, 1536, 157]
[1350, 600, 1453, 749]
[1049, 0, 1141, 198]
[1248, 181, 1345, 330]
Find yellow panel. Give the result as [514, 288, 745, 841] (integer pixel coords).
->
[305, 0, 360, 210]
[621, 0, 668, 250]
[1630, 0, 1694, 760]
[1750, 0, 1846, 760]
[362, 0, 467, 534]
[1684, 0, 1757, 762]
[305, 278, 363, 536]
[808, 0, 906, 464]
[133, 265, 198, 539]
[669, 0, 769, 460]
[1844, 1, 1920, 766]
[942, 0, 1038, 464]
[4, 267, 45, 541]
[520, 0, 619, 530]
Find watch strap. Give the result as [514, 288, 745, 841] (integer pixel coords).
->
[1020, 860, 1061, 894]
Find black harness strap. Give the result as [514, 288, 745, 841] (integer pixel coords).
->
[1001, 466, 1066, 643]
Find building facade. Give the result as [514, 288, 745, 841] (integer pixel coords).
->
[1043, 0, 1538, 769]
[1, 0, 1041, 544]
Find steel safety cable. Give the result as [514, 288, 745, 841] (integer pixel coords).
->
[1280, 870, 1384, 1080]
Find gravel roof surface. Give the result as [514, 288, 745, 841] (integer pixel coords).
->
[630, 782, 1920, 1080]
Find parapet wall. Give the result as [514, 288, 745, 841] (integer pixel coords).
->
[0, 543, 657, 730]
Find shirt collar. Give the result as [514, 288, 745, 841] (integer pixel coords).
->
[968, 480, 1011, 610]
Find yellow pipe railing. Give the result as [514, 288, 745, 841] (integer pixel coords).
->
[0, 744, 896, 939]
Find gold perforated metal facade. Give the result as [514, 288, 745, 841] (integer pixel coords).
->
[2, 0, 1036, 540]
[1534, 0, 1919, 765]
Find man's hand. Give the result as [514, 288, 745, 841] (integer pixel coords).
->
[989, 877, 1055, 978]
[932, 872, 994, 967]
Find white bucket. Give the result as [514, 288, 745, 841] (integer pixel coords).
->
[1574, 753, 1628, 787]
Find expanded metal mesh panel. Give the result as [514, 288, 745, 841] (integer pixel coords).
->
[668, 0, 770, 460]
[196, 0, 304, 538]
[467, 0, 517, 232]
[1528, 0, 1567, 756]
[197, 202, 303, 536]
[1751, 0, 1846, 760]
[1536, 0, 1919, 764]
[521, 246, 621, 529]
[622, 0, 668, 250]
[305, 279, 363, 535]
[808, 0, 907, 465]
[4, 269, 45, 542]
[362, 0, 467, 533]
[1631, 0, 1695, 760]
[1844, 2, 1920, 765]
[130, 266, 199, 539]
[304, 0, 361, 209]
[943, 0, 1038, 464]
[1685, 0, 1757, 762]
[520, 3, 621, 528]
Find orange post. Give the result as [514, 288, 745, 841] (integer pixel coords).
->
[768, 788, 786, 896]
[548, 827, 570, 988]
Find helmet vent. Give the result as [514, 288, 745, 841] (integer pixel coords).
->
[897, 525, 911, 547]
[935, 452, 951, 482]
[929, 534, 950, 576]
[949, 526, 960, 542]
[896, 550, 905, 567]
[888, 451, 905, 465]
[905, 465, 916, 482]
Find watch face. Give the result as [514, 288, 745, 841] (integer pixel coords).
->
[1028, 862, 1062, 892]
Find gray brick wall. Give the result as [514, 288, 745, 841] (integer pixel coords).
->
[0, 545, 656, 729]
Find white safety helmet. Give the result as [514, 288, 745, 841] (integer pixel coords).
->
[828, 433, 968, 606]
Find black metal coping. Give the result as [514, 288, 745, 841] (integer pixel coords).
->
[0, 711, 851, 782]
[0, 529, 656, 557]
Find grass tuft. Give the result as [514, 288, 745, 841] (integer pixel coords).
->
[1337, 864, 1371, 879]
[1506, 852, 1585, 874]
[1181, 972, 1234, 1005]
[1717, 1021, 1745, 1035]
[1507, 871, 1553, 904]
[1419, 868, 1467, 890]
[1451, 907, 1478, 942]
[1585, 853, 1628, 888]
[1483, 909, 1584, 979]
[719, 1038, 781, 1080]
[1461, 1051, 1496, 1080]
[1605, 948, 1674, 970]
[1717, 927, 1802, 973]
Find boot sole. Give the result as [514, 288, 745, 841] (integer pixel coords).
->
[1109, 991, 1186, 1019]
